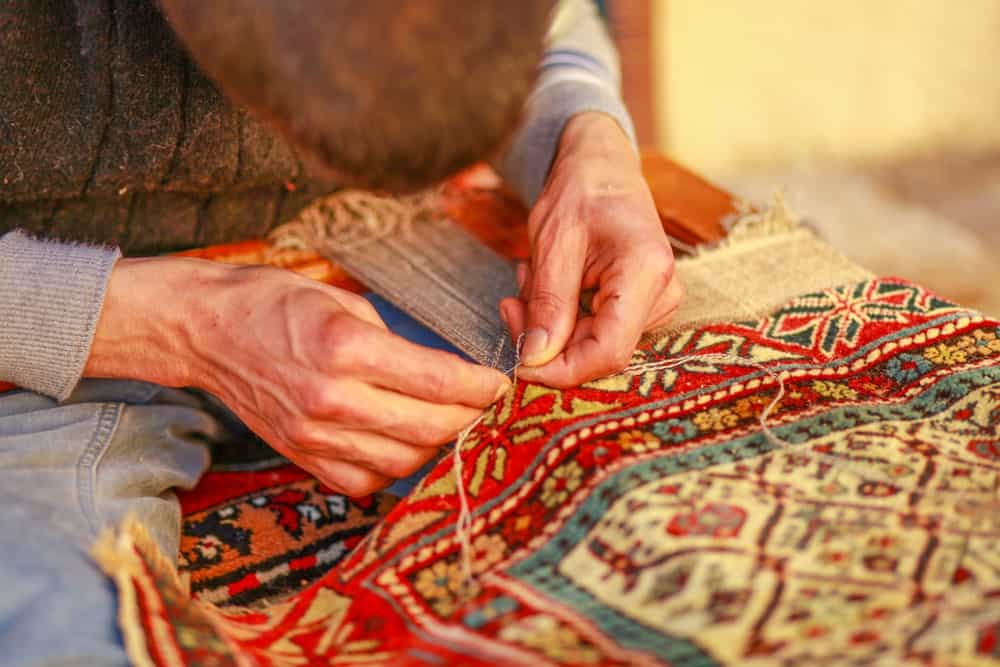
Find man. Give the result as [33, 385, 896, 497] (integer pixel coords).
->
[0, 0, 681, 663]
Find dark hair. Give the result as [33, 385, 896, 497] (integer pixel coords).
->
[159, 0, 554, 192]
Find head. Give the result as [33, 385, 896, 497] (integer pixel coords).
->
[158, 0, 554, 193]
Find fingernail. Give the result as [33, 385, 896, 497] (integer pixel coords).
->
[493, 378, 512, 402]
[521, 327, 549, 365]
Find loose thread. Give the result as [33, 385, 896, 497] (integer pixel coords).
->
[452, 333, 524, 597]
[452, 416, 481, 594]
[268, 188, 440, 256]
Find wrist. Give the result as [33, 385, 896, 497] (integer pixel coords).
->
[544, 112, 645, 199]
[84, 256, 234, 388]
[558, 111, 638, 164]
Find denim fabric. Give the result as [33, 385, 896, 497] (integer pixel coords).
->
[0, 381, 213, 666]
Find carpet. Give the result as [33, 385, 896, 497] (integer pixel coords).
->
[177, 466, 398, 608]
[95, 196, 1000, 665]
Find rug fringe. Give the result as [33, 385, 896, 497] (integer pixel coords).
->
[92, 515, 185, 667]
[92, 514, 187, 592]
[267, 187, 439, 255]
[695, 192, 803, 257]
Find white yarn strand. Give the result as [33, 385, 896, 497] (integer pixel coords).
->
[452, 333, 524, 596]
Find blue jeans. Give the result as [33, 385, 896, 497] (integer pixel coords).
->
[0, 295, 457, 666]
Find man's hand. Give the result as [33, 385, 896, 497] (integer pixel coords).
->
[500, 112, 683, 387]
[86, 258, 510, 496]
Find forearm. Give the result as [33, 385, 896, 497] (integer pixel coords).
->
[0, 226, 243, 399]
[496, 0, 637, 205]
[83, 256, 231, 390]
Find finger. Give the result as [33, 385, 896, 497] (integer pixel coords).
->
[305, 458, 392, 497]
[289, 424, 440, 479]
[525, 313, 598, 360]
[499, 297, 526, 341]
[330, 321, 510, 407]
[516, 316, 595, 384]
[645, 277, 684, 332]
[505, 298, 601, 370]
[505, 261, 532, 340]
[518, 259, 661, 387]
[305, 378, 484, 447]
[239, 417, 395, 495]
[591, 251, 680, 334]
[521, 223, 586, 367]
[318, 284, 388, 330]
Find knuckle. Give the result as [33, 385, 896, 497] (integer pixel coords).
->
[346, 477, 387, 498]
[325, 310, 361, 339]
[409, 420, 455, 447]
[610, 347, 634, 371]
[643, 244, 676, 288]
[303, 382, 350, 420]
[384, 452, 429, 479]
[343, 292, 380, 321]
[529, 287, 568, 315]
[357, 301, 381, 325]
[321, 314, 364, 366]
[546, 373, 580, 390]
[284, 418, 317, 446]
[422, 365, 449, 401]
[405, 424, 436, 447]
[580, 350, 631, 384]
[368, 479, 391, 494]
[668, 281, 685, 308]
[338, 478, 367, 497]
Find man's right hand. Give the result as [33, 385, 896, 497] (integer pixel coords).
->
[85, 257, 511, 496]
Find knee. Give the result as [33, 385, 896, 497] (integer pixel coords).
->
[0, 499, 129, 666]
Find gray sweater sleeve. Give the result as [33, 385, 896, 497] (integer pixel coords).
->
[0, 231, 120, 400]
[496, 0, 637, 206]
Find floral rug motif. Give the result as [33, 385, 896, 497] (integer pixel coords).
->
[98, 276, 1000, 667]
[177, 466, 397, 607]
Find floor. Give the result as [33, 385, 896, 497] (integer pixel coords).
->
[719, 151, 1000, 318]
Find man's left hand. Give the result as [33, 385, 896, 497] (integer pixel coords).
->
[499, 112, 683, 387]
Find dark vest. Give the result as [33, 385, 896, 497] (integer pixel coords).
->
[0, 0, 336, 254]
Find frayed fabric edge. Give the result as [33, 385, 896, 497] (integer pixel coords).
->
[691, 193, 805, 259]
[92, 516, 187, 667]
[93, 515, 299, 667]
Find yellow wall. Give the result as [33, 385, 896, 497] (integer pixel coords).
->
[654, 1, 1000, 172]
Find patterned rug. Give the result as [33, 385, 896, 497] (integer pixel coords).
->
[177, 467, 398, 608]
[96, 198, 1000, 665]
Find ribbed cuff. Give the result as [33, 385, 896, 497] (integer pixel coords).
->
[499, 78, 637, 206]
[0, 231, 121, 400]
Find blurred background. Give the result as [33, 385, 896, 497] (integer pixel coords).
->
[608, 0, 1000, 316]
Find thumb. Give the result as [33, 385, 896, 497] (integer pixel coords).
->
[520, 231, 585, 367]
